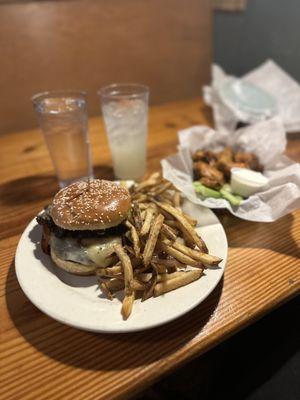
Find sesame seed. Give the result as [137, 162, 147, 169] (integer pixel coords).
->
[51, 179, 130, 227]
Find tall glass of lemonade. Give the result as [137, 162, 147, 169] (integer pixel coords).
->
[99, 84, 149, 181]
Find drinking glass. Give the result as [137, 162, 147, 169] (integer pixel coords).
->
[32, 91, 93, 188]
[99, 83, 149, 181]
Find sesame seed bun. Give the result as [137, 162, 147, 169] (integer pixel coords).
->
[51, 247, 96, 275]
[51, 179, 131, 230]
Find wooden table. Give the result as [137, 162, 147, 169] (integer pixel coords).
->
[1, 98, 299, 400]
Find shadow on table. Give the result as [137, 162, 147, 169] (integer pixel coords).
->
[0, 165, 114, 206]
[6, 259, 223, 372]
[0, 174, 58, 206]
[216, 211, 299, 259]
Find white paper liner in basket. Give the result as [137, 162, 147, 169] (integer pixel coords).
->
[161, 117, 300, 222]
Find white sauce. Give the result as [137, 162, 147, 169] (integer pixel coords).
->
[231, 168, 269, 197]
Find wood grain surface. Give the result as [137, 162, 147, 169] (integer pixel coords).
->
[0, 0, 211, 134]
[0, 98, 299, 400]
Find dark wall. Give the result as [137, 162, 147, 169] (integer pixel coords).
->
[214, 0, 300, 80]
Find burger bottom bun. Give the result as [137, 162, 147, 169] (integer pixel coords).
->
[51, 248, 96, 276]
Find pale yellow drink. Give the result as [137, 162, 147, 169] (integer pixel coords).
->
[100, 85, 149, 181]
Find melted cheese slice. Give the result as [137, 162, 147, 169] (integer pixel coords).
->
[84, 236, 121, 267]
[51, 235, 121, 267]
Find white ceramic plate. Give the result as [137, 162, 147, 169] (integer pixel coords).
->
[15, 200, 227, 333]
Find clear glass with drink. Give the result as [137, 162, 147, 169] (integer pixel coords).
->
[99, 84, 149, 181]
[32, 91, 93, 188]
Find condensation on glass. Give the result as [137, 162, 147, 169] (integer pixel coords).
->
[32, 91, 93, 188]
[99, 84, 149, 181]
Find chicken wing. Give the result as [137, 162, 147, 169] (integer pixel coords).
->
[193, 161, 225, 189]
[234, 151, 262, 171]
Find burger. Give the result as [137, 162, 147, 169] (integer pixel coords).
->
[37, 179, 131, 275]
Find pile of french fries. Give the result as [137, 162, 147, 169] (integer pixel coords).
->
[96, 172, 222, 319]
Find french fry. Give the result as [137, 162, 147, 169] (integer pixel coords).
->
[113, 244, 134, 290]
[159, 209, 176, 221]
[143, 213, 165, 266]
[135, 273, 152, 283]
[96, 265, 122, 277]
[104, 278, 125, 292]
[181, 229, 195, 248]
[133, 194, 148, 203]
[98, 279, 113, 300]
[138, 203, 148, 210]
[156, 271, 186, 282]
[135, 172, 161, 192]
[114, 243, 135, 319]
[122, 292, 135, 319]
[134, 262, 152, 273]
[173, 191, 181, 208]
[157, 196, 173, 206]
[181, 212, 197, 227]
[152, 200, 207, 252]
[172, 241, 222, 266]
[150, 262, 168, 274]
[164, 219, 179, 229]
[124, 245, 135, 256]
[149, 181, 173, 196]
[125, 220, 140, 257]
[132, 202, 143, 231]
[135, 271, 182, 283]
[131, 279, 147, 291]
[139, 202, 158, 214]
[141, 210, 146, 219]
[150, 203, 158, 215]
[124, 247, 143, 268]
[141, 268, 158, 301]
[160, 242, 199, 266]
[130, 257, 143, 269]
[157, 207, 197, 226]
[125, 230, 131, 241]
[98, 277, 127, 298]
[151, 256, 186, 270]
[140, 206, 155, 236]
[161, 223, 178, 241]
[158, 191, 174, 203]
[170, 183, 181, 192]
[154, 269, 203, 297]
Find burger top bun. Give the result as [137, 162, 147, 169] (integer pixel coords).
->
[51, 179, 131, 230]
